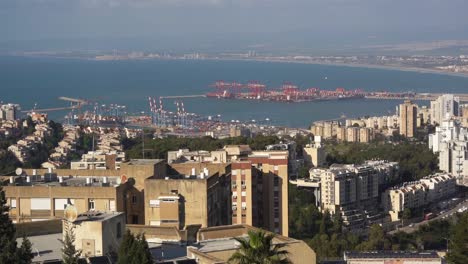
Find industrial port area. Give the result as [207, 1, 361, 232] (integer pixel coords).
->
[169, 80, 468, 103]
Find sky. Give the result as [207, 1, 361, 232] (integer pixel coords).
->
[1, 0, 468, 54]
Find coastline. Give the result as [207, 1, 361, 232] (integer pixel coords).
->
[4, 53, 468, 78]
[201, 57, 468, 78]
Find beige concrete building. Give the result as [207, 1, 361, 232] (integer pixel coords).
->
[66, 211, 126, 257]
[231, 150, 289, 236]
[3, 159, 166, 225]
[303, 137, 327, 168]
[382, 173, 457, 221]
[4, 174, 129, 223]
[336, 126, 346, 141]
[418, 105, 431, 127]
[186, 225, 316, 264]
[344, 251, 442, 264]
[144, 162, 230, 229]
[399, 100, 418, 138]
[346, 127, 360, 142]
[461, 104, 468, 127]
[70, 150, 125, 170]
[167, 149, 228, 164]
[359, 127, 373, 143]
[318, 162, 399, 228]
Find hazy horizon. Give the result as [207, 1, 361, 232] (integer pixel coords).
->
[2, 0, 468, 54]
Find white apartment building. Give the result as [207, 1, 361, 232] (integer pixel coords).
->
[382, 173, 457, 221]
[70, 151, 126, 170]
[429, 119, 468, 186]
[431, 94, 460, 125]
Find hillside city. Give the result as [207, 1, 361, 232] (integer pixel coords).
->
[1, 93, 468, 264]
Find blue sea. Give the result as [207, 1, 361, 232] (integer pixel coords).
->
[1, 56, 468, 128]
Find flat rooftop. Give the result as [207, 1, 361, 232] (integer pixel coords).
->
[17, 233, 62, 263]
[73, 211, 124, 223]
[7, 175, 121, 187]
[126, 159, 164, 165]
[345, 251, 440, 259]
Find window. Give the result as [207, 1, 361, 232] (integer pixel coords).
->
[88, 199, 95, 210]
[116, 222, 122, 238]
[132, 215, 139, 224]
[241, 180, 246, 189]
[274, 177, 279, 186]
[10, 199, 17, 208]
[132, 195, 137, 204]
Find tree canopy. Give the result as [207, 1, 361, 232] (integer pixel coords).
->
[229, 230, 290, 264]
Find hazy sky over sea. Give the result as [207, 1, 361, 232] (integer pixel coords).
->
[2, 0, 468, 53]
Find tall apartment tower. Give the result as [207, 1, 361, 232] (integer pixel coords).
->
[231, 151, 289, 236]
[431, 94, 460, 125]
[399, 100, 418, 138]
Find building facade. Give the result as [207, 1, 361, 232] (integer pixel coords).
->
[231, 151, 289, 236]
[382, 173, 457, 221]
[399, 100, 418, 138]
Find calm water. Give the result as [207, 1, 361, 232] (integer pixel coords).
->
[1, 56, 468, 128]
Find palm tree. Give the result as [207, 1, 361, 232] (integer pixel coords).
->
[229, 230, 290, 264]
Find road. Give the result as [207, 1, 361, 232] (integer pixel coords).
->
[389, 198, 468, 234]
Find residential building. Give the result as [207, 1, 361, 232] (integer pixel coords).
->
[461, 104, 468, 127]
[429, 119, 468, 186]
[3, 159, 166, 224]
[344, 251, 442, 264]
[229, 126, 251, 137]
[71, 150, 126, 170]
[4, 173, 130, 223]
[231, 150, 289, 236]
[336, 126, 346, 141]
[399, 100, 418, 138]
[346, 127, 359, 142]
[382, 173, 457, 221]
[223, 145, 252, 161]
[0, 103, 19, 121]
[303, 136, 327, 168]
[167, 149, 228, 164]
[359, 127, 373, 143]
[144, 162, 231, 229]
[65, 211, 126, 257]
[303, 161, 399, 228]
[431, 94, 460, 125]
[186, 225, 316, 264]
[418, 105, 431, 127]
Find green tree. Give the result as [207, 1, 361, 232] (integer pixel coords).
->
[446, 212, 468, 264]
[131, 233, 152, 264]
[297, 166, 309, 179]
[16, 234, 34, 264]
[402, 208, 412, 221]
[118, 230, 136, 264]
[0, 185, 18, 263]
[60, 223, 82, 264]
[118, 230, 152, 264]
[356, 224, 391, 251]
[228, 230, 290, 264]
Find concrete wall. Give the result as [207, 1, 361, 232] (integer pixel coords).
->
[15, 219, 62, 236]
[145, 178, 209, 228]
[127, 224, 186, 243]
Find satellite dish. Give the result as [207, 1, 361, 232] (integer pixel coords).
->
[64, 205, 78, 223]
[120, 175, 127, 184]
[15, 168, 23, 176]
